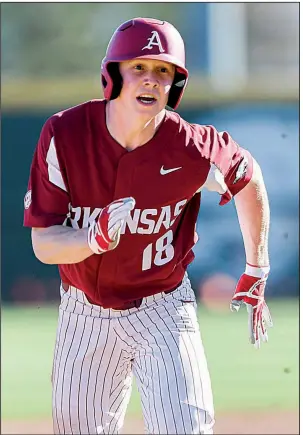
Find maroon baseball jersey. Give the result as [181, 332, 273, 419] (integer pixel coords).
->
[24, 99, 253, 307]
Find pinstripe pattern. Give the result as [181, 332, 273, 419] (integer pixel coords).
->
[52, 289, 134, 434]
[52, 275, 214, 434]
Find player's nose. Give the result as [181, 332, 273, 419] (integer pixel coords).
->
[142, 73, 159, 88]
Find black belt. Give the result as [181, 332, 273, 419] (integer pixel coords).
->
[62, 281, 181, 310]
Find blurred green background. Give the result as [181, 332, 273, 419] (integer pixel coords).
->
[1, 2, 299, 434]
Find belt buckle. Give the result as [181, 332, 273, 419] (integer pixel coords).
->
[111, 298, 142, 311]
[134, 298, 143, 308]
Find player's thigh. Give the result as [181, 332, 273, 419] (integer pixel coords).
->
[133, 300, 214, 434]
[52, 308, 133, 434]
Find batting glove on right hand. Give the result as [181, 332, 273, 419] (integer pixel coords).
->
[230, 264, 273, 349]
[88, 197, 135, 254]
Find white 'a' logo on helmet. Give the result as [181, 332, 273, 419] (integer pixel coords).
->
[142, 31, 165, 53]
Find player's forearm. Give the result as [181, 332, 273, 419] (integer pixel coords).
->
[31, 226, 94, 264]
[234, 160, 270, 266]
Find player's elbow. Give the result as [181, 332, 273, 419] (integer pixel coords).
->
[32, 244, 56, 264]
[235, 159, 269, 212]
[31, 228, 57, 264]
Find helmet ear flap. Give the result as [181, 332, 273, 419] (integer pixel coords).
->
[107, 63, 123, 100]
[101, 75, 108, 88]
[173, 71, 187, 89]
[167, 70, 187, 110]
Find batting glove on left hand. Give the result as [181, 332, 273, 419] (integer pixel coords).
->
[230, 264, 273, 349]
[88, 197, 135, 254]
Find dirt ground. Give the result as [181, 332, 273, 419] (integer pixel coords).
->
[1, 410, 299, 434]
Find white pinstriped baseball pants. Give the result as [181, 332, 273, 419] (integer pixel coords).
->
[52, 274, 215, 434]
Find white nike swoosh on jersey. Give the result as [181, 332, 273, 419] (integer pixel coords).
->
[160, 166, 182, 175]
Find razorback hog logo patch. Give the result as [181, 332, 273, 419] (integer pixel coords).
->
[24, 190, 32, 209]
[233, 157, 248, 184]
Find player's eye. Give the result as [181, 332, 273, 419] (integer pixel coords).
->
[159, 66, 168, 73]
[134, 64, 143, 71]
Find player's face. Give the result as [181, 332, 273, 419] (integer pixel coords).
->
[118, 59, 175, 117]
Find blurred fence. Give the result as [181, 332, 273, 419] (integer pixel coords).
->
[1, 3, 299, 303]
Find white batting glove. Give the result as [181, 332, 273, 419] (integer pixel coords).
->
[230, 264, 273, 349]
[88, 197, 135, 254]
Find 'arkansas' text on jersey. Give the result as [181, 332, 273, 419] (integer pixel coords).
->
[24, 99, 253, 308]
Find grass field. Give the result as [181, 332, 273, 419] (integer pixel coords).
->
[2, 298, 299, 425]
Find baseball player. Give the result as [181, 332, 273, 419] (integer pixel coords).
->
[24, 18, 272, 435]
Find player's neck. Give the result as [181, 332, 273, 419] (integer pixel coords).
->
[105, 101, 165, 151]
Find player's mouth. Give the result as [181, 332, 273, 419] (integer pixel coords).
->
[136, 94, 157, 106]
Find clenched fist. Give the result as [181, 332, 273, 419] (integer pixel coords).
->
[230, 264, 273, 349]
[88, 197, 136, 254]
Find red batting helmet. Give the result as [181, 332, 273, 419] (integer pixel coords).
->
[101, 18, 188, 110]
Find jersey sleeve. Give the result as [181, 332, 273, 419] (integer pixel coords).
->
[23, 117, 70, 227]
[199, 125, 253, 205]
